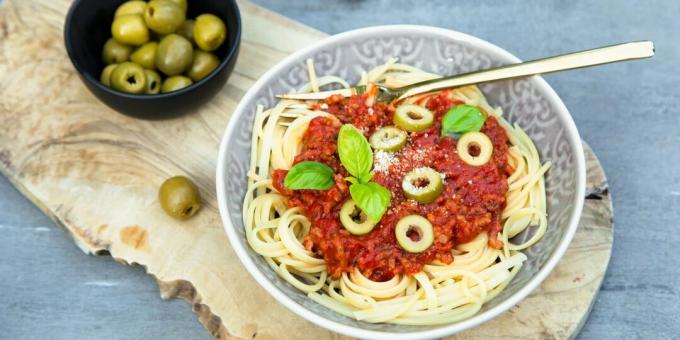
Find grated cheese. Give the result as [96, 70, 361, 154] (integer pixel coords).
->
[374, 150, 398, 173]
[413, 148, 426, 162]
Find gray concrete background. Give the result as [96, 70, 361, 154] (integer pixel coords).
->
[1, 0, 678, 339]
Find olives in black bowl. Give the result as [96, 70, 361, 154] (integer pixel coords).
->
[64, 0, 241, 119]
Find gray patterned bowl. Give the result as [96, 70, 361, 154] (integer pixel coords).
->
[216, 25, 586, 339]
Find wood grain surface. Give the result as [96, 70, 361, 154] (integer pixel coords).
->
[0, 0, 612, 338]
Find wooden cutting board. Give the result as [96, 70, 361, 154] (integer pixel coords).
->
[0, 0, 613, 338]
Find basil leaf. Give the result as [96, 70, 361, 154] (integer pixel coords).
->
[441, 104, 487, 136]
[359, 172, 374, 184]
[337, 124, 373, 179]
[284, 161, 335, 190]
[349, 182, 391, 221]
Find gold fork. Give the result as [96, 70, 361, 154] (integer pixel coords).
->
[277, 41, 654, 102]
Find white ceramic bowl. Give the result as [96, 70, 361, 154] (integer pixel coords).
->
[216, 25, 586, 339]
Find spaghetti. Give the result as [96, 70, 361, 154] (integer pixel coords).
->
[242, 59, 550, 325]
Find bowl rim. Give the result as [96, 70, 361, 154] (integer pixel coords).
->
[216, 25, 586, 339]
[63, 0, 242, 99]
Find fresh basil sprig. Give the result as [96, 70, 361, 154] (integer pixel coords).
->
[349, 182, 391, 221]
[284, 161, 335, 190]
[338, 125, 373, 182]
[441, 104, 487, 136]
[337, 124, 391, 221]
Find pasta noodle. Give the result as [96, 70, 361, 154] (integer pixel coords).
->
[242, 59, 550, 325]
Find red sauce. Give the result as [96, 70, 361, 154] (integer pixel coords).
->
[272, 92, 510, 281]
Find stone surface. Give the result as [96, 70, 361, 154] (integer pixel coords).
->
[0, 1, 677, 339]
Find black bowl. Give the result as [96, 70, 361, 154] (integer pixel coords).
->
[64, 0, 241, 120]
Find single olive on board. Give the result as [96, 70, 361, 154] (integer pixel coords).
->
[100, 64, 118, 87]
[110, 62, 147, 94]
[187, 50, 219, 81]
[158, 176, 201, 220]
[102, 38, 132, 64]
[161, 75, 193, 93]
[144, 0, 186, 35]
[114, 0, 147, 18]
[144, 69, 162, 94]
[193, 14, 226, 51]
[155, 34, 194, 76]
[112, 14, 150, 46]
[130, 41, 158, 70]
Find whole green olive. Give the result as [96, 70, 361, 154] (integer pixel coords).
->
[158, 176, 201, 220]
[100, 64, 118, 87]
[155, 34, 193, 76]
[144, 0, 186, 35]
[110, 62, 147, 94]
[154, 32, 169, 41]
[165, 0, 187, 12]
[161, 75, 193, 93]
[193, 14, 226, 52]
[102, 38, 132, 64]
[111, 14, 150, 46]
[130, 41, 158, 70]
[187, 50, 219, 81]
[114, 0, 147, 17]
[175, 19, 195, 44]
[144, 69, 162, 94]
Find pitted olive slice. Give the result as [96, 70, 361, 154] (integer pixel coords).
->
[457, 132, 493, 166]
[395, 215, 434, 253]
[394, 104, 434, 132]
[402, 167, 443, 203]
[369, 126, 407, 152]
[339, 199, 377, 235]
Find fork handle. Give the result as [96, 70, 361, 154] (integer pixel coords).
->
[399, 41, 655, 99]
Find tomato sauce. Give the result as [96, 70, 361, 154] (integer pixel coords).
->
[272, 92, 510, 281]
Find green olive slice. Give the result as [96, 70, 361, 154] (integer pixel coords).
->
[339, 199, 377, 235]
[457, 132, 493, 166]
[395, 215, 434, 253]
[369, 126, 407, 152]
[394, 104, 434, 132]
[401, 167, 443, 203]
